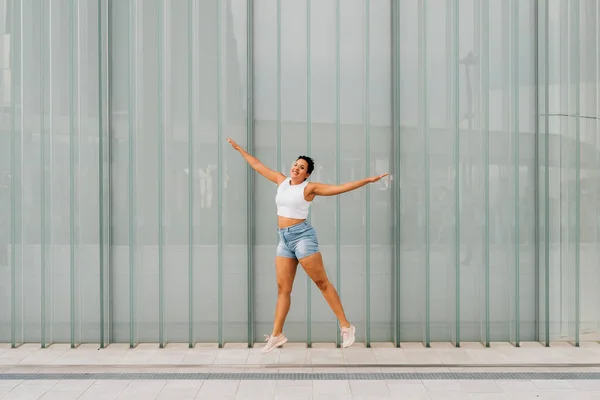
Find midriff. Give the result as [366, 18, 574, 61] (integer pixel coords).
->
[278, 216, 306, 229]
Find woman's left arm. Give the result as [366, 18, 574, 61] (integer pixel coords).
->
[308, 173, 388, 197]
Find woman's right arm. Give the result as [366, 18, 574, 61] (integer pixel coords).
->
[227, 138, 286, 185]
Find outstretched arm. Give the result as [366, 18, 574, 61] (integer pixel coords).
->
[308, 173, 389, 197]
[227, 138, 286, 185]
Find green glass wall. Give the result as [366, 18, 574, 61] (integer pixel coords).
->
[1, 0, 599, 347]
[0, 0, 107, 347]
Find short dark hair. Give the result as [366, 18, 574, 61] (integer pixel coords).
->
[297, 155, 315, 175]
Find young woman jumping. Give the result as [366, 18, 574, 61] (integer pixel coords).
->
[227, 138, 388, 353]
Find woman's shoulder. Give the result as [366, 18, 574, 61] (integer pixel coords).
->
[277, 177, 289, 188]
[304, 181, 320, 192]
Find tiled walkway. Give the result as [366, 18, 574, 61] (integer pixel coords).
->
[1, 342, 600, 399]
[2, 378, 600, 400]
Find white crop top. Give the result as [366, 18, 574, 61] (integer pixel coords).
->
[275, 178, 312, 219]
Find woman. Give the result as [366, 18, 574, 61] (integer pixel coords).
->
[227, 138, 388, 353]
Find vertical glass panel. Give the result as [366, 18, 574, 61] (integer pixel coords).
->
[279, 0, 308, 342]
[109, 0, 132, 344]
[546, 0, 563, 342]
[47, 0, 72, 344]
[221, 0, 248, 344]
[427, 0, 457, 343]
[421, 0, 430, 345]
[537, 0, 549, 345]
[134, 0, 160, 343]
[192, 0, 218, 344]
[309, 0, 338, 343]
[339, 0, 366, 344]
[451, 0, 461, 346]
[99, 0, 110, 348]
[566, 0, 578, 345]
[20, 0, 42, 344]
[9, 0, 24, 347]
[458, 0, 486, 343]
[518, 0, 537, 342]
[70, 0, 102, 346]
[70, 0, 78, 347]
[254, 0, 288, 341]
[368, 0, 393, 343]
[392, 0, 401, 345]
[488, 0, 508, 343]
[0, 0, 10, 343]
[163, 0, 190, 344]
[571, 0, 581, 345]
[399, 0, 426, 342]
[548, 0, 560, 343]
[578, 0, 600, 342]
[75, 0, 105, 343]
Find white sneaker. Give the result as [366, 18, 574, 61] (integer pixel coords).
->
[261, 333, 288, 354]
[341, 325, 355, 348]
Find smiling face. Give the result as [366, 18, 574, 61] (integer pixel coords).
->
[290, 158, 311, 183]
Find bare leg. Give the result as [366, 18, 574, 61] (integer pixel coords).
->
[272, 256, 298, 336]
[299, 252, 350, 328]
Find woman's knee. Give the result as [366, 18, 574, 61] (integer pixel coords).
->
[277, 283, 293, 295]
[313, 278, 329, 291]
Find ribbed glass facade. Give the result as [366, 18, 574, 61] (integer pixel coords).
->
[0, 0, 599, 347]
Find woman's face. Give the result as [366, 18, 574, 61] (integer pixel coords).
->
[290, 158, 310, 182]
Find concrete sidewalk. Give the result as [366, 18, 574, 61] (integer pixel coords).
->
[2, 341, 600, 369]
[2, 342, 600, 399]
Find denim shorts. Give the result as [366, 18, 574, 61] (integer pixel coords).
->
[276, 221, 320, 260]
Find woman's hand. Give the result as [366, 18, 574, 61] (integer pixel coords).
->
[227, 138, 241, 151]
[367, 173, 389, 183]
